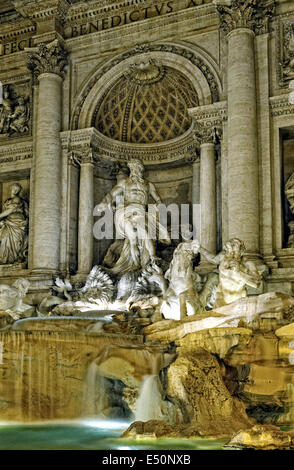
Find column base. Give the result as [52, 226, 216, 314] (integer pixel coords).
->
[30, 267, 60, 276]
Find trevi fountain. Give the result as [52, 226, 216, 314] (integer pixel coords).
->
[1, 0, 294, 452]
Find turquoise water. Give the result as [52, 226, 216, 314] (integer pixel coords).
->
[0, 421, 228, 450]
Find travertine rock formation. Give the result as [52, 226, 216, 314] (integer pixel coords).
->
[227, 425, 294, 450]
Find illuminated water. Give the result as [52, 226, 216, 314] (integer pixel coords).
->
[0, 421, 228, 450]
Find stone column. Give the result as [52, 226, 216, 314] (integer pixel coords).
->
[76, 150, 94, 275]
[216, 0, 275, 255]
[194, 121, 218, 253]
[192, 159, 200, 206]
[27, 42, 68, 273]
[191, 157, 200, 240]
[200, 142, 217, 254]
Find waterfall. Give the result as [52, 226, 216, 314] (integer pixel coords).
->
[135, 375, 166, 422]
[82, 361, 108, 418]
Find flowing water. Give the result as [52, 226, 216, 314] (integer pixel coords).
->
[82, 362, 109, 418]
[135, 375, 166, 422]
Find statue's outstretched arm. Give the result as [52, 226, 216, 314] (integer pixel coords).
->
[149, 182, 161, 204]
[199, 246, 223, 265]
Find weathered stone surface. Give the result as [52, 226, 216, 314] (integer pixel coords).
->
[122, 420, 183, 439]
[276, 322, 294, 338]
[165, 348, 253, 437]
[176, 327, 252, 358]
[0, 330, 143, 421]
[94, 344, 175, 388]
[144, 312, 239, 343]
[227, 424, 294, 450]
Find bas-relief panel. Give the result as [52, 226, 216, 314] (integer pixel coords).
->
[0, 81, 31, 140]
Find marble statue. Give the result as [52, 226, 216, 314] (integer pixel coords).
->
[161, 239, 204, 320]
[0, 88, 13, 134]
[199, 238, 262, 308]
[39, 266, 118, 316]
[126, 260, 167, 316]
[0, 183, 29, 265]
[286, 172, 294, 247]
[97, 159, 171, 274]
[0, 278, 33, 320]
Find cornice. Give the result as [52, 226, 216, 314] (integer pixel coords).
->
[188, 101, 227, 125]
[270, 95, 294, 116]
[0, 19, 35, 41]
[0, 138, 33, 166]
[11, 0, 70, 24]
[60, 124, 198, 165]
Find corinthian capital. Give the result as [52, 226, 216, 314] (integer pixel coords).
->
[69, 148, 94, 167]
[194, 120, 222, 146]
[26, 40, 68, 80]
[214, 0, 276, 35]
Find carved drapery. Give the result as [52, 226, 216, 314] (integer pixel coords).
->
[0, 183, 29, 266]
[215, 0, 276, 35]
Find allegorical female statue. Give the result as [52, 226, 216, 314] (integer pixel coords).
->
[0, 183, 29, 265]
[286, 172, 294, 248]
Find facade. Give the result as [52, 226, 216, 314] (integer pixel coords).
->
[0, 0, 293, 297]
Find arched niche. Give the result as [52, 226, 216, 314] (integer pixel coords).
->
[70, 41, 223, 133]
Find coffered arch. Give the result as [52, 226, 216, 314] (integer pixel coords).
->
[70, 41, 223, 133]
